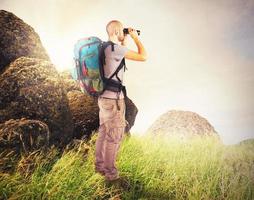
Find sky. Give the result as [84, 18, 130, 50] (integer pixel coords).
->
[1, 0, 254, 145]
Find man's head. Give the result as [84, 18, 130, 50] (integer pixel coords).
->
[106, 20, 125, 42]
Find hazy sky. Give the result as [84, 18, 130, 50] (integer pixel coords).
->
[1, 0, 254, 144]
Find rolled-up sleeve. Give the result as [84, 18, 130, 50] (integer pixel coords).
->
[114, 45, 128, 60]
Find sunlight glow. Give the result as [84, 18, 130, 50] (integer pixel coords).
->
[2, 0, 252, 145]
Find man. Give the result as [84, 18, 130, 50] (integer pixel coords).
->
[94, 20, 147, 183]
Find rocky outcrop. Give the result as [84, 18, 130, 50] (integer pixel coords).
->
[67, 90, 99, 139]
[0, 10, 139, 155]
[59, 70, 80, 92]
[0, 118, 50, 153]
[147, 110, 219, 139]
[0, 10, 49, 73]
[0, 57, 74, 145]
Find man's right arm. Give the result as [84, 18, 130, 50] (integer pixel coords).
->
[125, 28, 147, 61]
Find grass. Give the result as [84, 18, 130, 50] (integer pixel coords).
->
[0, 133, 253, 200]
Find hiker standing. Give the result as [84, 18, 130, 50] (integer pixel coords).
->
[94, 20, 147, 182]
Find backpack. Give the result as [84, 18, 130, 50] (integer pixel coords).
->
[73, 36, 127, 97]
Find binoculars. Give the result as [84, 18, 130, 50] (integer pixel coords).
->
[123, 28, 140, 36]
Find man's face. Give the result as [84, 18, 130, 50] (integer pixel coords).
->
[117, 24, 125, 42]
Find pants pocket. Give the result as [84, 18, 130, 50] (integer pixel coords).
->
[99, 99, 116, 119]
[105, 127, 124, 144]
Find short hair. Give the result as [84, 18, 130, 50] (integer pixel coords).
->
[106, 20, 123, 36]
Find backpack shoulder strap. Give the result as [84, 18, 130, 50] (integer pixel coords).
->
[99, 41, 127, 82]
[99, 41, 113, 81]
[100, 41, 114, 64]
[107, 58, 126, 82]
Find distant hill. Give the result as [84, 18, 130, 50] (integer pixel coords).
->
[238, 138, 254, 146]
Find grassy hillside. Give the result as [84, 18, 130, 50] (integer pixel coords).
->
[0, 134, 253, 200]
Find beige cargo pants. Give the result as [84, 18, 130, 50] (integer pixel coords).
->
[95, 96, 126, 181]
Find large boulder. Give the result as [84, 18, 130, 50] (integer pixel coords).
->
[0, 118, 49, 171]
[0, 10, 49, 72]
[59, 70, 80, 92]
[0, 118, 49, 153]
[147, 110, 219, 139]
[67, 90, 99, 139]
[0, 57, 74, 145]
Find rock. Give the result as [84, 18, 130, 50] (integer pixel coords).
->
[59, 69, 81, 92]
[0, 10, 50, 73]
[0, 118, 49, 153]
[147, 110, 219, 139]
[0, 57, 74, 145]
[0, 150, 18, 172]
[67, 90, 99, 139]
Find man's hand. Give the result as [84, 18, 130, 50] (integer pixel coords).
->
[124, 27, 147, 61]
[128, 27, 139, 40]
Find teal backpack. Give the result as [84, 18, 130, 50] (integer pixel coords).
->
[72, 36, 127, 97]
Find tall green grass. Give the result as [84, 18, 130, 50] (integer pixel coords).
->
[0, 134, 253, 200]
